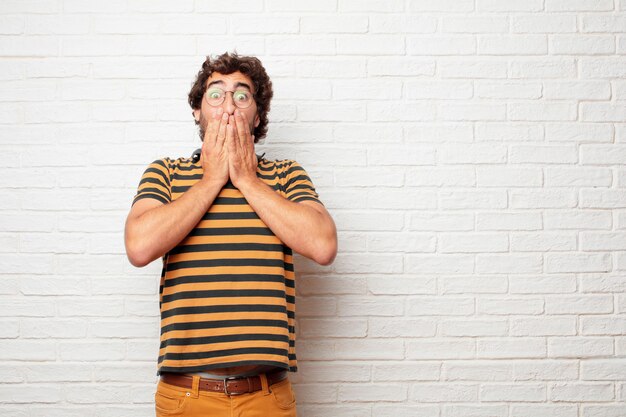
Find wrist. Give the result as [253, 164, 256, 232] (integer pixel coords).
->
[236, 175, 262, 193]
[194, 178, 224, 204]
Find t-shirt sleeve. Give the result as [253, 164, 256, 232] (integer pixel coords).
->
[283, 160, 323, 206]
[132, 158, 172, 206]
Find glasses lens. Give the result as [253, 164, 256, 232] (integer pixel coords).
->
[206, 88, 225, 106]
[232, 90, 252, 108]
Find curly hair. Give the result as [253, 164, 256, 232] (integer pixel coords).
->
[188, 52, 273, 143]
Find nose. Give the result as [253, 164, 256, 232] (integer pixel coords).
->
[222, 92, 236, 115]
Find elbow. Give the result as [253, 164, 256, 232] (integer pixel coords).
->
[126, 251, 151, 268]
[314, 228, 338, 266]
[124, 234, 153, 268]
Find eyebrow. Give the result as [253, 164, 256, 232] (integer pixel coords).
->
[207, 80, 253, 92]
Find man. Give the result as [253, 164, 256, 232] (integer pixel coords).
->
[124, 52, 337, 416]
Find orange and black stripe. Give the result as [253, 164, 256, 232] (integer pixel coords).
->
[132, 155, 321, 375]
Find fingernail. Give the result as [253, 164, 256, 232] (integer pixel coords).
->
[222, 113, 228, 120]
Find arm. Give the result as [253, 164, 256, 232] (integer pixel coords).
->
[124, 180, 223, 267]
[238, 178, 338, 265]
[125, 108, 231, 267]
[226, 110, 337, 265]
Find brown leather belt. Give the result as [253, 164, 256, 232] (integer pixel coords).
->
[160, 369, 288, 395]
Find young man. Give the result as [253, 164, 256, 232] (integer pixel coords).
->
[124, 52, 337, 416]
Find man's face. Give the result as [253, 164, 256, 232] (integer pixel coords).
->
[193, 70, 260, 141]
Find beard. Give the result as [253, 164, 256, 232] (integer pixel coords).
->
[196, 111, 208, 141]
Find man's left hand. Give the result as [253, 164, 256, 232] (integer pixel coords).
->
[226, 110, 258, 190]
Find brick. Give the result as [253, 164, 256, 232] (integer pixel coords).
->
[511, 58, 577, 78]
[443, 16, 508, 33]
[299, 319, 367, 337]
[477, 338, 546, 359]
[369, 318, 436, 337]
[439, 232, 508, 252]
[407, 254, 475, 274]
[440, 59, 507, 78]
[333, 253, 403, 273]
[267, 36, 335, 55]
[0, 384, 62, 404]
[367, 273, 434, 295]
[339, 383, 407, 402]
[549, 382, 614, 401]
[479, 35, 547, 55]
[478, 298, 544, 315]
[441, 319, 508, 337]
[338, 35, 405, 55]
[480, 383, 545, 401]
[409, 0, 474, 12]
[476, 253, 542, 273]
[511, 317, 577, 336]
[373, 362, 439, 381]
[476, 211, 541, 231]
[551, 35, 615, 55]
[582, 317, 626, 335]
[368, 57, 435, 76]
[441, 275, 508, 295]
[581, 359, 626, 380]
[511, 14, 578, 33]
[510, 232, 576, 251]
[546, 0, 614, 11]
[405, 165, 475, 187]
[408, 35, 476, 55]
[411, 383, 478, 402]
[338, 296, 404, 316]
[439, 191, 506, 210]
[339, 0, 403, 12]
[297, 58, 366, 78]
[407, 339, 475, 359]
[25, 14, 89, 34]
[545, 122, 613, 143]
[232, 16, 299, 34]
[301, 15, 368, 33]
[294, 363, 370, 382]
[371, 14, 436, 33]
[0, 341, 56, 360]
[476, 81, 542, 99]
[367, 232, 435, 253]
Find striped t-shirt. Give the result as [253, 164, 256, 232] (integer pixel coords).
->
[132, 154, 322, 375]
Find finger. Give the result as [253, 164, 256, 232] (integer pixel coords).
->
[206, 107, 222, 147]
[234, 110, 249, 147]
[216, 111, 228, 146]
[226, 123, 237, 153]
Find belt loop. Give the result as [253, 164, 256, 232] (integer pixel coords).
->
[259, 373, 270, 396]
[190, 375, 200, 398]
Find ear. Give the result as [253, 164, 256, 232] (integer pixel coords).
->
[193, 109, 200, 123]
[254, 114, 260, 128]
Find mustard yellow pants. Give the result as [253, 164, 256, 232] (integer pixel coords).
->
[154, 374, 297, 417]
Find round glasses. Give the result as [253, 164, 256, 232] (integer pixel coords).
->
[204, 87, 254, 109]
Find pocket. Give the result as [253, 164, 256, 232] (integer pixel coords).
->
[270, 379, 296, 410]
[154, 382, 190, 415]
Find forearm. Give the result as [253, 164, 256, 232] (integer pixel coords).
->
[238, 178, 337, 265]
[125, 180, 223, 267]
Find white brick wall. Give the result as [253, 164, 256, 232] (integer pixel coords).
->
[1, 1, 625, 416]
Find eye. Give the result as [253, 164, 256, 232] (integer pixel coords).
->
[207, 89, 223, 99]
[233, 91, 250, 102]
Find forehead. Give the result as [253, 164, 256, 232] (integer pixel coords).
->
[206, 71, 254, 92]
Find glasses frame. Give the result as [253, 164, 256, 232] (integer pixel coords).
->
[204, 87, 255, 109]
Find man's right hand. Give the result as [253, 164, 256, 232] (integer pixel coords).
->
[200, 107, 230, 186]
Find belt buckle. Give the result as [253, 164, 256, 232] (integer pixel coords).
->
[223, 376, 242, 396]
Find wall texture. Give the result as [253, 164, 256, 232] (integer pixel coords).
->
[1, 1, 626, 416]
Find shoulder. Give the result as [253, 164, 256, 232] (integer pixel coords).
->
[147, 156, 193, 170]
